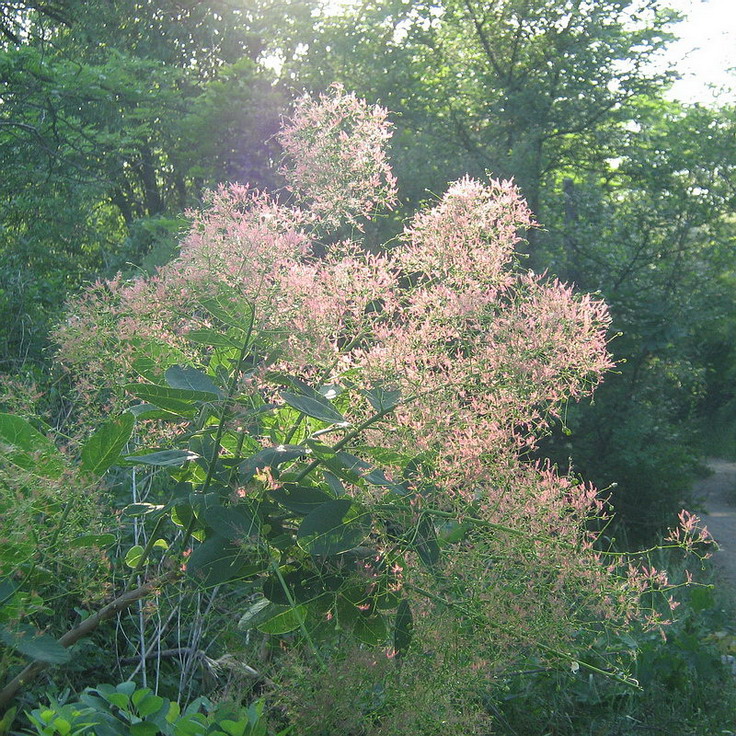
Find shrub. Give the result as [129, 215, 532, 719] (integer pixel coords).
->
[0, 86, 713, 731]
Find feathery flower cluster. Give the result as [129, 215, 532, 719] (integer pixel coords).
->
[277, 83, 397, 229]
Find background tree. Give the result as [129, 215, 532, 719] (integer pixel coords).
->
[0, 0, 313, 370]
[538, 99, 736, 534]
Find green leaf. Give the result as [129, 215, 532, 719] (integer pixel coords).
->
[414, 516, 440, 567]
[125, 383, 215, 416]
[262, 569, 325, 605]
[199, 292, 252, 331]
[132, 689, 165, 717]
[280, 392, 347, 425]
[80, 413, 135, 477]
[125, 545, 145, 568]
[239, 445, 306, 479]
[238, 597, 271, 630]
[219, 719, 248, 736]
[0, 413, 66, 479]
[69, 533, 116, 548]
[186, 537, 255, 586]
[437, 520, 469, 545]
[165, 365, 223, 397]
[0, 541, 33, 567]
[130, 723, 161, 736]
[256, 604, 307, 635]
[313, 447, 406, 494]
[352, 614, 388, 645]
[361, 386, 401, 413]
[265, 372, 324, 399]
[125, 449, 199, 466]
[297, 499, 371, 556]
[171, 504, 194, 528]
[203, 505, 260, 540]
[116, 681, 137, 697]
[128, 404, 183, 421]
[269, 485, 333, 515]
[394, 600, 413, 659]
[0, 624, 70, 664]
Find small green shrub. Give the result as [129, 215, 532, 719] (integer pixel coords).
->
[18, 682, 283, 736]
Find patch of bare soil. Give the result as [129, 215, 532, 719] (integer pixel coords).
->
[693, 458, 736, 594]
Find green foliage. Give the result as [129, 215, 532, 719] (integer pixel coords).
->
[0, 626, 71, 666]
[495, 567, 736, 735]
[0, 0, 307, 371]
[2, 27, 734, 730]
[293, 0, 676, 220]
[537, 99, 736, 537]
[19, 684, 279, 736]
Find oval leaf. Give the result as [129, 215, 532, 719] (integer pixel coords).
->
[0, 624, 71, 664]
[80, 413, 135, 477]
[353, 614, 389, 646]
[165, 365, 222, 397]
[186, 536, 256, 586]
[238, 597, 271, 630]
[203, 505, 260, 541]
[269, 485, 333, 515]
[281, 392, 347, 425]
[125, 545, 145, 568]
[257, 604, 307, 635]
[297, 499, 371, 556]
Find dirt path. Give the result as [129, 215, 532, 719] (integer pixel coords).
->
[694, 459, 736, 593]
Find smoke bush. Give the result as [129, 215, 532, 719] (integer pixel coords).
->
[50, 86, 712, 713]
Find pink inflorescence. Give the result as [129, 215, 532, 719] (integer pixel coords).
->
[53, 84, 698, 650]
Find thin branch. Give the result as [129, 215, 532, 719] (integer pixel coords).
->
[0, 572, 178, 710]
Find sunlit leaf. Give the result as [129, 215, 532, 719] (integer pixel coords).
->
[239, 445, 306, 480]
[281, 391, 347, 425]
[125, 449, 199, 467]
[125, 545, 145, 568]
[165, 365, 223, 397]
[125, 383, 214, 416]
[80, 412, 135, 477]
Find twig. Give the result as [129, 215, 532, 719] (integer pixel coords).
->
[0, 572, 178, 710]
